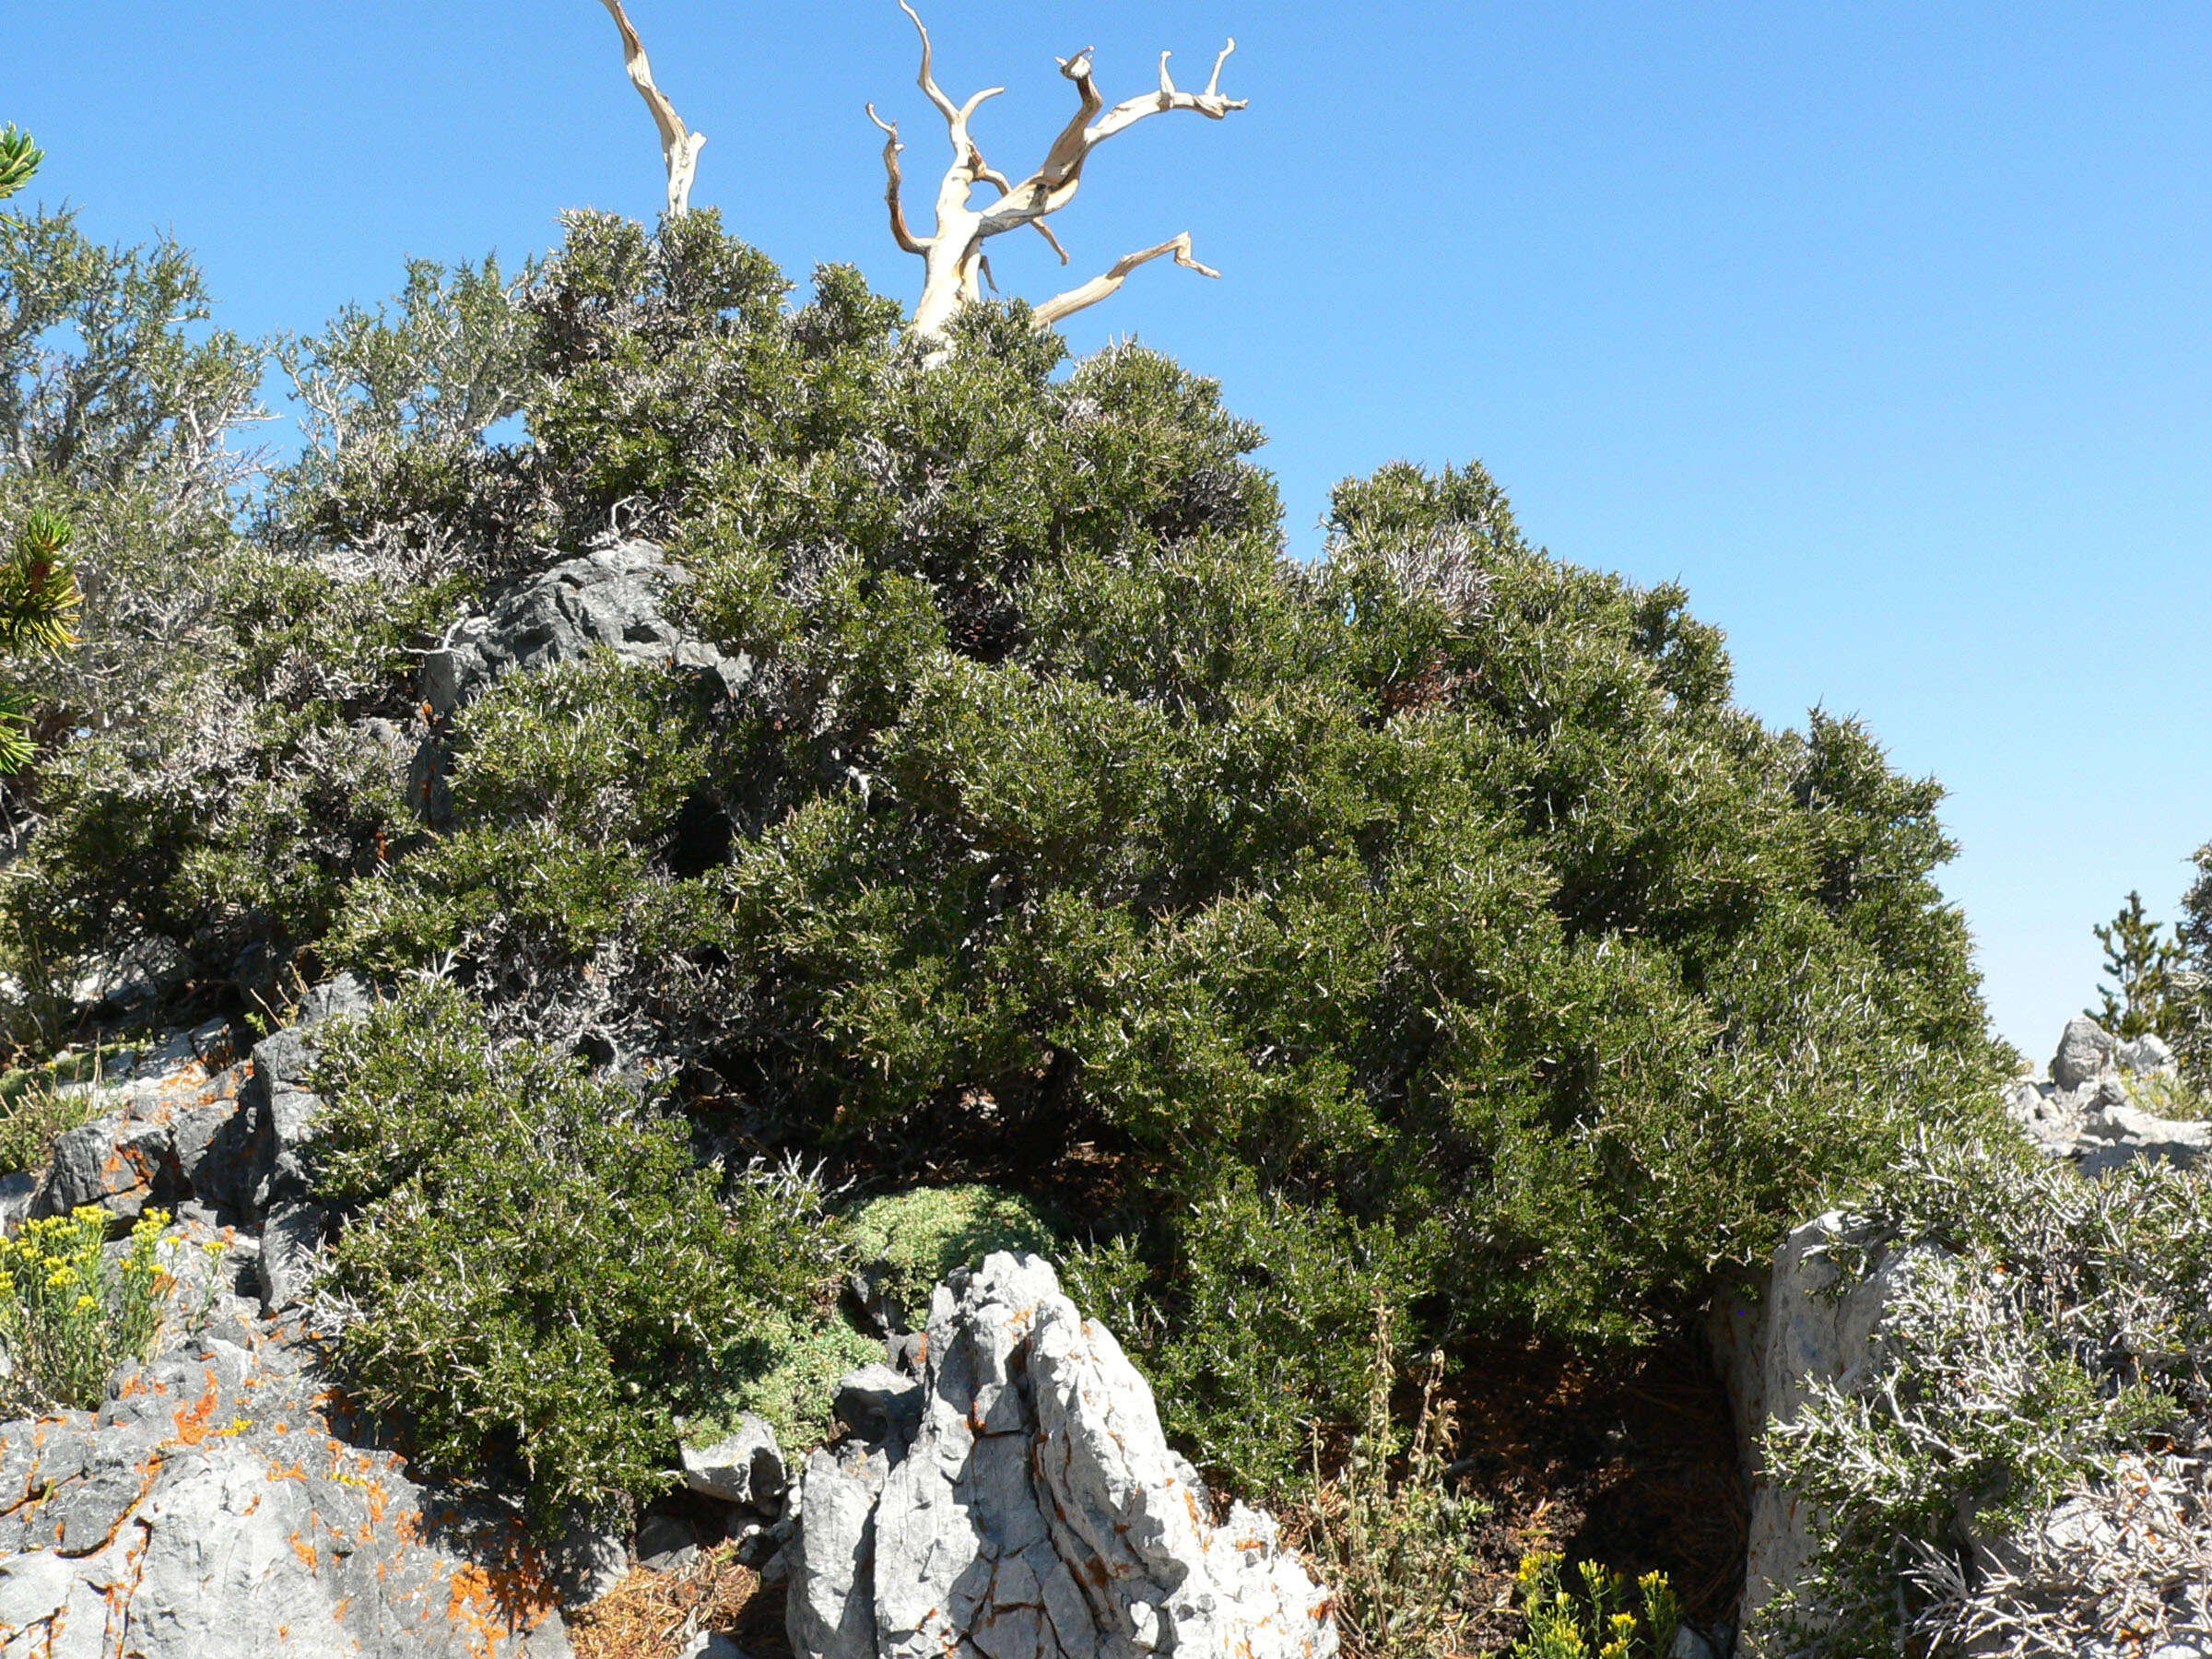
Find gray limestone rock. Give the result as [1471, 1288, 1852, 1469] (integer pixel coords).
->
[789, 1253, 1337, 1659]
[0, 1256, 571, 1657]
[2053, 1016, 2117, 1091]
[2119, 1032, 2180, 1076]
[243, 971, 376, 1218]
[255, 1197, 329, 1311]
[681, 1412, 786, 1510]
[420, 541, 754, 718]
[790, 1444, 889, 1659]
[2075, 1102, 2212, 1178]
[831, 1364, 921, 1447]
[0, 1171, 34, 1238]
[637, 1512, 700, 1572]
[1736, 1212, 1935, 1636]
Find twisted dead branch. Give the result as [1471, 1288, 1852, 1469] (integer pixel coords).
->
[867, 2, 1247, 357]
[597, 0, 706, 217]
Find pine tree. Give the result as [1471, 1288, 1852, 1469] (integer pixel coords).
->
[0, 126, 81, 772]
[2089, 888, 2184, 1041]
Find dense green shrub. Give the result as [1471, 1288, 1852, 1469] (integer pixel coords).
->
[310, 982, 846, 1524]
[444, 654, 713, 845]
[4, 206, 2007, 1496]
[688, 1306, 878, 1454]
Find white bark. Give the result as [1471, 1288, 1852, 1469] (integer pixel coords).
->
[869, 3, 1246, 357]
[598, 0, 706, 218]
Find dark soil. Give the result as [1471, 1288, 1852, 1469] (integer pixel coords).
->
[1443, 1329, 1748, 1653]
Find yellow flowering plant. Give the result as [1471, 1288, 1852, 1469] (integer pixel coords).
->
[1508, 1552, 1681, 1659]
[0, 1206, 172, 1413]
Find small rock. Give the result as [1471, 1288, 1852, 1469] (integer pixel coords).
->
[256, 1200, 329, 1311]
[680, 1413, 785, 1510]
[0, 1170, 35, 1237]
[638, 1512, 700, 1572]
[2118, 1032, 2179, 1076]
[554, 1520, 629, 1605]
[2052, 1016, 2116, 1091]
[1671, 1627, 1719, 1659]
[677, 1635, 750, 1659]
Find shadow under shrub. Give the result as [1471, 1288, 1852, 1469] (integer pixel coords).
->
[310, 982, 844, 1527]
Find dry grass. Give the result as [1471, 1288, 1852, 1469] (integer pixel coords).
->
[569, 1543, 787, 1659]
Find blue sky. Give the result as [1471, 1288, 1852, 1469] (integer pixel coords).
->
[8, 2, 2209, 1059]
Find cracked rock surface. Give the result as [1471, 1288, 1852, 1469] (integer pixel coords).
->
[788, 1252, 1335, 1659]
[420, 541, 752, 718]
[0, 1249, 571, 1658]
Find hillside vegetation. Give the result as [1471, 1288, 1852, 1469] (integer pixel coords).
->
[1, 207, 2018, 1525]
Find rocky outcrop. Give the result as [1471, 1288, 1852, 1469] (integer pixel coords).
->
[420, 541, 752, 717]
[0, 1225, 571, 1658]
[785, 1253, 1336, 1659]
[1726, 1212, 1931, 1636]
[20, 976, 377, 1315]
[2008, 1016, 2209, 1175]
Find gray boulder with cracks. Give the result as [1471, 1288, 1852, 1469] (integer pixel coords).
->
[420, 540, 753, 718]
[786, 1253, 1336, 1659]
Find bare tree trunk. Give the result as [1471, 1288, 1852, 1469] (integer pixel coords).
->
[598, 0, 706, 218]
[868, 3, 1246, 359]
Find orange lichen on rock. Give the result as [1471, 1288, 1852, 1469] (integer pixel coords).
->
[170, 1377, 220, 1446]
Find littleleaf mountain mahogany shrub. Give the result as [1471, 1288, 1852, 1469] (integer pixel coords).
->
[5, 211, 2008, 1497]
[308, 982, 847, 1525]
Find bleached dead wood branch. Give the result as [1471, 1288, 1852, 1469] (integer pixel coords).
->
[868, 2, 1246, 357]
[597, 0, 706, 217]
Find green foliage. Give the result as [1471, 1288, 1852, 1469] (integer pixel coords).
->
[0, 126, 41, 204]
[0, 210, 2006, 1503]
[1300, 1303, 1486, 1659]
[0, 507, 77, 769]
[1508, 1553, 1680, 1659]
[689, 1305, 879, 1454]
[2174, 846, 2212, 1087]
[312, 982, 843, 1525]
[0, 1206, 171, 1414]
[328, 822, 645, 983]
[278, 255, 536, 464]
[1759, 1136, 2212, 1654]
[1066, 1189, 1431, 1489]
[0, 1065, 97, 1176]
[2089, 888, 2187, 1041]
[841, 1183, 1061, 1330]
[446, 654, 712, 846]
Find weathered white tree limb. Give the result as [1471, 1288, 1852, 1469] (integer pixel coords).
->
[1031, 233, 1219, 328]
[598, 0, 706, 218]
[870, 3, 1246, 357]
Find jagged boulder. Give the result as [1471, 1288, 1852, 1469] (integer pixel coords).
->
[420, 541, 752, 718]
[787, 1253, 1336, 1659]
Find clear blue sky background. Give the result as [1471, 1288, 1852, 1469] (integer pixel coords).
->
[8, 2, 2209, 1061]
